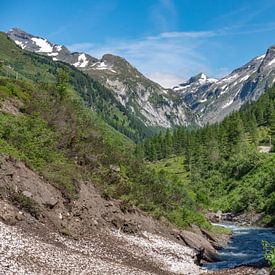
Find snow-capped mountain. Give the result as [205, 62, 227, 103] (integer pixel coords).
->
[7, 28, 275, 127]
[7, 28, 98, 66]
[173, 48, 275, 124]
[7, 28, 194, 128]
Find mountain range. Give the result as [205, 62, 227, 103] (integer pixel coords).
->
[6, 27, 275, 131]
[7, 28, 193, 132]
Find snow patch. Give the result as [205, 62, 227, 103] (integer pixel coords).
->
[238, 74, 250, 83]
[55, 45, 62, 52]
[14, 40, 26, 49]
[113, 230, 203, 274]
[222, 99, 234, 109]
[47, 52, 58, 57]
[31, 37, 53, 53]
[208, 78, 218, 83]
[256, 54, 266, 60]
[220, 73, 239, 83]
[267, 58, 275, 66]
[199, 98, 207, 103]
[92, 61, 116, 73]
[73, 53, 89, 68]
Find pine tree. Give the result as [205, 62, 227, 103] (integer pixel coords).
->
[56, 69, 69, 100]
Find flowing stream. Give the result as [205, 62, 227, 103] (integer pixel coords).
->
[204, 223, 275, 270]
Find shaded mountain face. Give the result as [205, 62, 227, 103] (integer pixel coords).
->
[7, 28, 194, 129]
[173, 49, 275, 124]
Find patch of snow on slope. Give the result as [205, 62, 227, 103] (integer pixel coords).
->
[222, 99, 234, 109]
[78, 53, 89, 68]
[47, 52, 59, 57]
[92, 61, 116, 73]
[238, 74, 250, 83]
[73, 53, 89, 68]
[219, 73, 239, 83]
[199, 98, 207, 103]
[31, 37, 53, 53]
[208, 78, 218, 83]
[14, 40, 26, 49]
[256, 54, 266, 60]
[268, 58, 275, 66]
[55, 45, 62, 52]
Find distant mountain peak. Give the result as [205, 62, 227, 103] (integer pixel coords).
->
[173, 46, 275, 124]
[188, 73, 208, 84]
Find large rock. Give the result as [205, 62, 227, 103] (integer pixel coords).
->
[0, 200, 22, 225]
[179, 230, 219, 262]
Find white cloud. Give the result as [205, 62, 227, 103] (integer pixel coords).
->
[146, 72, 183, 88]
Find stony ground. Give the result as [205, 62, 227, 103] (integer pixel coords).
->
[0, 220, 203, 274]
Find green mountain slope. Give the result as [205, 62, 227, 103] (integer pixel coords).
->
[0, 32, 157, 142]
[0, 60, 210, 230]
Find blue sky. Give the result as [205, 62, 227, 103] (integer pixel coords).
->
[1, 0, 275, 87]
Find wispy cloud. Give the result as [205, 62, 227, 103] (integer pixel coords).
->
[67, 20, 275, 88]
[68, 30, 218, 87]
[149, 0, 178, 32]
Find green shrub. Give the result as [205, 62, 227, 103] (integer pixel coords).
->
[262, 241, 275, 271]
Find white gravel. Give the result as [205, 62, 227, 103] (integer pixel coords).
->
[0, 221, 203, 274]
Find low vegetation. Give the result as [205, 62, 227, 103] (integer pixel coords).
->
[0, 74, 212, 230]
[262, 241, 275, 271]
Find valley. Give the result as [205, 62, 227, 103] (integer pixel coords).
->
[0, 25, 274, 275]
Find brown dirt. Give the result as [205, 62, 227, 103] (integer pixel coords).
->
[0, 154, 232, 274]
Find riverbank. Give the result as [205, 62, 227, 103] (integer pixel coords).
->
[208, 266, 270, 275]
[206, 211, 267, 227]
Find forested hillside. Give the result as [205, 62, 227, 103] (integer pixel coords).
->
[0, 32, 157, 142]
[0, 74, 214, 230]
[142, 86, 275, 226]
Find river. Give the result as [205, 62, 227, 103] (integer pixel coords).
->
[204, 223, 275, 270]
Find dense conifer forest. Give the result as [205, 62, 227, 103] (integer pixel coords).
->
[141, 86, 275, 226]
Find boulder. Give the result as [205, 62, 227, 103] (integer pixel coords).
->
[44, 197, 58, 209]
[22, 190, 32, 198]
[179, 230, 219, 262]
[0, 200, 21, 225]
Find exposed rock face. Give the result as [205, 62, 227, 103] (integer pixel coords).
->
[179, 230, 219, 262]
[174, 47, 275, 125]
[7, 28, 195, 129]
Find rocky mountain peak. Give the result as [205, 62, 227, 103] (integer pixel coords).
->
[189, 73, 208, 83]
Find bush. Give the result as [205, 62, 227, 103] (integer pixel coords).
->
[262, 241, 275, 271]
